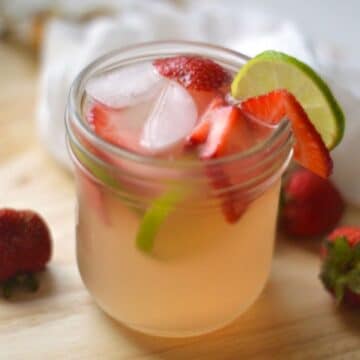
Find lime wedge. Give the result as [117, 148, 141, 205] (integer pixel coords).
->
[231, 50, 345, 149]
[136, 187, 186, 253]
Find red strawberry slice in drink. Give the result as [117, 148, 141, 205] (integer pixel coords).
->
[188, 89, 223, 117]
[187, 100, 256, 223]
[187, 97, 255, 158]
[87, 102, 138, 152]
[201, 106, 256, 223]
[153, 56, 231, 91]
[154, 55, 231, 119]
[199, 106, 255, 159]
[187, 96, 226, 146]
[241, 89, 333, 178]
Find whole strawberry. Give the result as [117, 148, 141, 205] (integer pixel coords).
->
[281, 168, 344, 237]
[0, 209, 52, 297]
[320, 227, 360, 306]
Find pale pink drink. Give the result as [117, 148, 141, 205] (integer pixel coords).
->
[66, 42, 293, 337]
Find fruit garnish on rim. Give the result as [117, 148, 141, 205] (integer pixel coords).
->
[231, 50, 345, 177]
[241, 90, 333, 178]
[231, 50, 345, 150]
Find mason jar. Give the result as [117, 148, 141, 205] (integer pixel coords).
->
[66, 41, 293, 337]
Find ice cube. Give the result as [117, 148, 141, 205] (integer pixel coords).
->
[86, 62, 166, 108]
[140, 80, 198, 152]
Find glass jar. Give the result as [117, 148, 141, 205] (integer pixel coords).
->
[66, 41, 293, 338]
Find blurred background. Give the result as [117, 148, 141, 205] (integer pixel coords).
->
[0, 0, 359, 201]
[2, 0, 360, 55]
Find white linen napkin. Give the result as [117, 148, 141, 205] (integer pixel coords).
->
[36, 0, 360, 205]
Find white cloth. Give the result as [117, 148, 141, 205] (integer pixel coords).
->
[37, 0, 360, 205]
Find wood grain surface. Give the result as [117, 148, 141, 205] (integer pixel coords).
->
[0, 41, 359, 360]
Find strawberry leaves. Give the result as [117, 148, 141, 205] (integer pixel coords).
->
[320, 237, 360, 304]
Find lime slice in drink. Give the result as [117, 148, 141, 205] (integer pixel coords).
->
[136, 187, 186, 253]
[231, 50, 345, 149]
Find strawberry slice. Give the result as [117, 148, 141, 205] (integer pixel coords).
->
[87, 102, 128, 149]
[203, 106, 255, 223]
[189, 89, 223, 117]
[241, 89, 333, 178]
[85, 101, 131, 165]
[199, 106, 255, 159]
[187, 96, 226, 146]
[153, 56, 231, 91]
[188, 102, 256, 223]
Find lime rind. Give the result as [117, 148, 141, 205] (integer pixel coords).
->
[231, 50, 345, 149]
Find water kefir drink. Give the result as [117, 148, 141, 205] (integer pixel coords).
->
[69, 45, 292, 337]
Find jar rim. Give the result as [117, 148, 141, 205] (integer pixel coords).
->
[67, 40, 292, 170]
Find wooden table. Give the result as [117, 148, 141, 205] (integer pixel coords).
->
[0, 41, 359, 360]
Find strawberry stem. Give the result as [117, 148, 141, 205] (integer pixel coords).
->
[334, 277, 346, 304]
